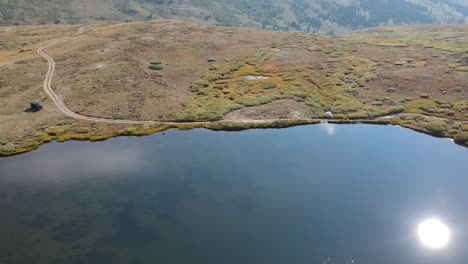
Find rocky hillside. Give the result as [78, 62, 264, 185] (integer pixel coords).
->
[0, 0, 467, 33]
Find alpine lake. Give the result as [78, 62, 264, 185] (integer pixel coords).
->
[0, 124, 467, 264]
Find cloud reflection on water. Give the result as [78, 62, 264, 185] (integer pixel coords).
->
[320, 123, 337, 136]
[2, 141, 147, 182]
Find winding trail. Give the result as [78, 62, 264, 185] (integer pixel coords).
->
[38, 41, 153, 124]
[37, 26, 206, 125]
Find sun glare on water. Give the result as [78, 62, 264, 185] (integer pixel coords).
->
[417, 218, 451, 249]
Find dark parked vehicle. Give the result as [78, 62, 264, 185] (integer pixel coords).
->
[30, 100, 43, 112]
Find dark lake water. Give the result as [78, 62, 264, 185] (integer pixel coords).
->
[0, 124, 467, 264]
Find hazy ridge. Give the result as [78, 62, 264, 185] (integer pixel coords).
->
[1, 0, 467, 33]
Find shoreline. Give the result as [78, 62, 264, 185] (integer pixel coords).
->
[1, 118, 466, 158]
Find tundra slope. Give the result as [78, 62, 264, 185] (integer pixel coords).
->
[1, 0, 468, 34]
[0, 20, 467, 156]
[37, 25, 309, 125]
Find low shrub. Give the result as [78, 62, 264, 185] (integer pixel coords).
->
[283, 91, 309, 100]
[34, 132, 49, 140]
[149, 61, 163, 70]
[44, 126, 67, 136]
[424, 120, 448, 134]
[235, 96, 272, 107]
[369, 106, 405, 118]
[419, 104, 437, 113]
[0, 141, 17, 154]
[75, 127, 90, 134]
[149, 64, 163, 70]
[385, 106, 406, 115]
[118, 127, 138, 136]
[214, 84, 225, 90]
[455, 132, 468, 146]
[192, 79, 210, 87]
[202, 74, 221, 82]
[261, 82, 278, 89]
[190, 84, 204, 93]
[439, 104, 453, 109]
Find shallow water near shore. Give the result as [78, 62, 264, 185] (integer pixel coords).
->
[0, 124, 467, 264]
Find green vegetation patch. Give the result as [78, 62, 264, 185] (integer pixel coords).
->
[149, 61, 163, 70]
[260, 82, 278, 89]
[455, 132, 468, 146]
[0, 139, 18, 155]
[424, 119, 448, 135]
[205, 120, 321, 131]
[45, 126, 69, 136]
[192, 79, 210, 87]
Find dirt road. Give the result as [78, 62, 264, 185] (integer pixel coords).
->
[37, 26, 198, 125]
